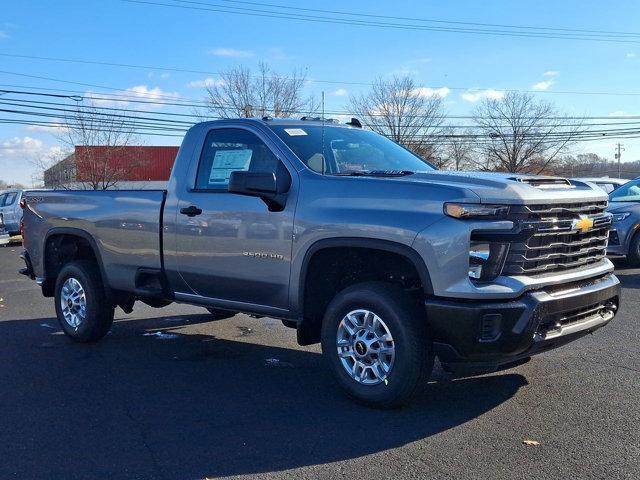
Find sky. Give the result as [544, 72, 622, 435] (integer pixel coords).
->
[1, 0, 639, 186]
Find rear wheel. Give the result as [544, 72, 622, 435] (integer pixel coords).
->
[54, 260, 114, 342]
[627, 233, 640, 266]
[321, 282, 433, 409]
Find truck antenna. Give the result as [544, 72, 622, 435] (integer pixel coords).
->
[321, 91, 326, 175]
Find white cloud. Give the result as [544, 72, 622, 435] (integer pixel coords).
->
[0, 137, 66, 186]
[543, 70, 559, 76]
[410, 57, 432, 64]
[331, 88, 348, 97]
[387, 67, 419, 77]
[266, 47, 290, 61]
[186, 78, 225, 88]
[532, 79, 554, 91]
[147, 72, 170, 79]
[87, 85, 180, 110]
[25, 123, 68, 134]
[608, 110, 638, 117]
[126, 85, 179, 100]
[1, 136, 44, 154]
[627, 52, 636, 58]
[209, 47, 254, 58]
[412, 87, 450, 99]
[461, 89, 505, 102]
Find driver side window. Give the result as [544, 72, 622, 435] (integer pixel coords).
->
[195, 128, 279, 190]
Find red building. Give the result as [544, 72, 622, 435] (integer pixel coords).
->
[44, 145, 180, 189]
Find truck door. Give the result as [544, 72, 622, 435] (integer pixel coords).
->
[173, 126, 295, 310]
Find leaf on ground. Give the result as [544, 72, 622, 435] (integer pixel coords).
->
[523, 439, 541, 446]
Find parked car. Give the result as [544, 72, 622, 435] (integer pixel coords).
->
[607, 177, 640, 264]
[0, 215, 9, 246]
[20, 118, 620, 408]
[0, 189, 28, 236]
[573, 177, 629, 194]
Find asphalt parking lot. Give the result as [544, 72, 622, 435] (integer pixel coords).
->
[0, 244, 639, 480]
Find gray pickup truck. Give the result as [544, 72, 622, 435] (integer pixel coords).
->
[20, 118, 620, 407]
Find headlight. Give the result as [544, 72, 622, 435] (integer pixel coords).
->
[444, 203, 510, 219]
[469, 241, 509, 281]
[612, 212, 631, 222]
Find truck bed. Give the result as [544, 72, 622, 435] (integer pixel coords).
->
[24, 190, 166, 292]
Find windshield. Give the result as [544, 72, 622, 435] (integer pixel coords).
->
[609, 179, 640, 202]
[269, 125, 435, 175]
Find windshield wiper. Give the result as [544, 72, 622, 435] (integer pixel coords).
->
[333, 170, 415, 177]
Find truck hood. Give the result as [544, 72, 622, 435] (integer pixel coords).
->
[389, 170, 609, 205]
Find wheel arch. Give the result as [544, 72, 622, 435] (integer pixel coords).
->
[41, 227, 111, 299]
[295, 237, 433, 345]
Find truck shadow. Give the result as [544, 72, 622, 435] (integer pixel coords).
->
[610, 258, 640, 289]
[0, 315, 527, 479]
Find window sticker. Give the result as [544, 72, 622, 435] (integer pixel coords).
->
[208, 149, 252, 183]
[284, 128, 307, 136]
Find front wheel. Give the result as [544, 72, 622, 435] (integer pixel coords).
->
[321, 282, 433, 408]
[54, 260, 114, 342]
[627, 233, 640, 266]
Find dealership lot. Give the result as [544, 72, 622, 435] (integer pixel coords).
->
[0, 245, 638, 480]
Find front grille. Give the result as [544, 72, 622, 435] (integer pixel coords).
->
[502, 201, 610, 276]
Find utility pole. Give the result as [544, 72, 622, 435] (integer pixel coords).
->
[614, 143, 624, 178]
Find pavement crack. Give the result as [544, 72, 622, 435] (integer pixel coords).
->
[574, 355, 640, 374]
[122, 403, 166, 480]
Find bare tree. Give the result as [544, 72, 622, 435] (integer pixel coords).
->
[552, 152, 614, 177]
[203, 63, 317, 119]
[472, 92, 584, 174]
[443, 129, 475, 170]
[56, 103, 142, 190]
[0, 179, 24, 189]
[349, 75, 445, 163]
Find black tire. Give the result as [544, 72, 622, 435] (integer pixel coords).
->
[627, 233, 640, 267]
[205, 308, 237, 321]
[54, 260, 114, 343]
[321, 281, 434, 409]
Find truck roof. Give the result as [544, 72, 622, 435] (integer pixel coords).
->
[198, 117, 359, 129]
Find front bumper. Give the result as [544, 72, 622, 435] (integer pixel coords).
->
[425, 273, 620, 371]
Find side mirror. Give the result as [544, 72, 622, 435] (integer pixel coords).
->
[228, 164, 291, 211]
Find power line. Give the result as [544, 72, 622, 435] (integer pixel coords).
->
[119, 0, 640, 45]
[207, 0, 640, 38]
[4, 61, 640, 99]
[4, 84, 640, 121]
[3, 87, 640, 145]
[6, 93, 640, 130]
[6, 103, 640, 141]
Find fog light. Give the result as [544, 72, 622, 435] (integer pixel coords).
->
[469, 243, 490, 279]
[468, 241, 509, 281]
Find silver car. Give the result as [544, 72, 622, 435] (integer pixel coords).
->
[0, 189, 26, 235]
[573, 177, 629, 194]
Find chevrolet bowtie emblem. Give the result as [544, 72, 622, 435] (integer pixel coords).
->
[572, 215, 594, 234]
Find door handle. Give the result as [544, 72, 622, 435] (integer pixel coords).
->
[180, 205, 203, 217]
